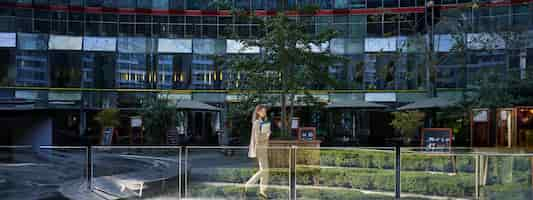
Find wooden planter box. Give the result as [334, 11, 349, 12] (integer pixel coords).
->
[268, 139, 321, 169]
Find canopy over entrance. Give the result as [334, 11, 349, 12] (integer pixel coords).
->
[176, 100, 221, 111]
[397, 97, 458, 111]
[325, 100, 388, 109]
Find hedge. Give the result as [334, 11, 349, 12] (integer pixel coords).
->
[313, 149, 533, 173]
[191, 167, 475, 197]
[315, 149, 476, 173]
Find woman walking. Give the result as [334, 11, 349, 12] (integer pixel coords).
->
[246, 105, 271, 198]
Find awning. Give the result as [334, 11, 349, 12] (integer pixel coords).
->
[176, 100, 221, 111]
[397, 97, 459, 111]
[325, 100, 388, 109]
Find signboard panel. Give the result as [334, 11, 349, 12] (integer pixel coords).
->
[102, 127, 114, 145]
[421, 128, 452, 150]
[166, 128, 178, 145]
[298, 127, 316, 141]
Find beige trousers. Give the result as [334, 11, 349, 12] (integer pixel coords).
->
[246, 140, 269, 194]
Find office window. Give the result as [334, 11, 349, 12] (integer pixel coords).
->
[349, 0, 366, 8]
[335, 0, 348, 9]
[319, 0, 333, 9]
[170, 0, 185, 9]
[236, 0, 250, 10]
[0, 9, 15, 32]
[0, 49, 15, 86]
[367, 0, 382, 8]
[383, 0, 398, 8]
[16, 9, 32, 32]
[187, 0, 207, 9]
[119, 15, 135, 35]
[50, 52, 82, 88]
[116, 53, 148, 88]
[135, 15, 152, 36]
[349, 23, 366, 38]
[17, 33, 48, 50]
[152, 0, 169, 9]
[383, 14, 398, 36]
[400, 0, 415, 7]
[51, 11, 67, 34]
[157, 54, 191, 89]
[82, 53, 116, 88]
[16, 51, 49, 87]
[253, 0, 265, 10]
[367, 14, 383, 37]
[190, 54, 219, 89]
[117, 0, 136, 8]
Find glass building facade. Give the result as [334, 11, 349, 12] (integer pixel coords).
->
[0, 0, 531, 145]
[0, 0, 530, 91]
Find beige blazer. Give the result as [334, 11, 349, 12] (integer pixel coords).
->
[248, 119, 271, 158]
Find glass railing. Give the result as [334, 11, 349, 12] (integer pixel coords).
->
[294, 147, 397, 200]
[0, 146, 87, 200]
[3, 145, 533, 199]
[185, 146, 291, 199]
[400, 147, 477, 199]
[91, 146, 181, 199]
[476, 149, 533, 200]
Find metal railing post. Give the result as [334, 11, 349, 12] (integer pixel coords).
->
[290, 146, 296, 200]
[475, 153, 480, 199]
[184, 147, 188, 198]
[178, 146, 182, 200]
[395, 145, 401, 199]
[87, 146, 93, 191]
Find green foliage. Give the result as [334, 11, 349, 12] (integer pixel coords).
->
[390, 111, 425, 138]
[204, 167, 474, 197]
[227, 11, 343, 136]
[140, 96, 176, 144]
[480, 184, 533, 200]
[94, 108, 120, 127]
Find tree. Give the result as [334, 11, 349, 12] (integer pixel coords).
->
[140, 95, 176, 144]
[390, 111, 425, 144]
[230, 11, 343, 136]
[94, 108, 120, 144]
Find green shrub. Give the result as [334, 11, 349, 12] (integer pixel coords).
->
[319, 149, 476, 173]
[201, 167, 475, 197]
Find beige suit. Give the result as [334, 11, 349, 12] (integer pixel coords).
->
[247, 119, 270, 194]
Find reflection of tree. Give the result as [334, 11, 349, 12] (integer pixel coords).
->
[354, 61, 365, 89]
[228, 11, 342, 136]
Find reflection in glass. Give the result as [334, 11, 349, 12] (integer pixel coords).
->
[116, 53, 148, 88]
[16, 51, 49, 87]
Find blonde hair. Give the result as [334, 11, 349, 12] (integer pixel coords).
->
[252, 105, 267, 122]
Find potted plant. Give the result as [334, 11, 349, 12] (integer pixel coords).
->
[140, 97, 176, 144]
[390, 111, 425, 145]
[94, 108, 120, 145]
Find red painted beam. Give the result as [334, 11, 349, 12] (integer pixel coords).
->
[0, 1, 530, 16]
